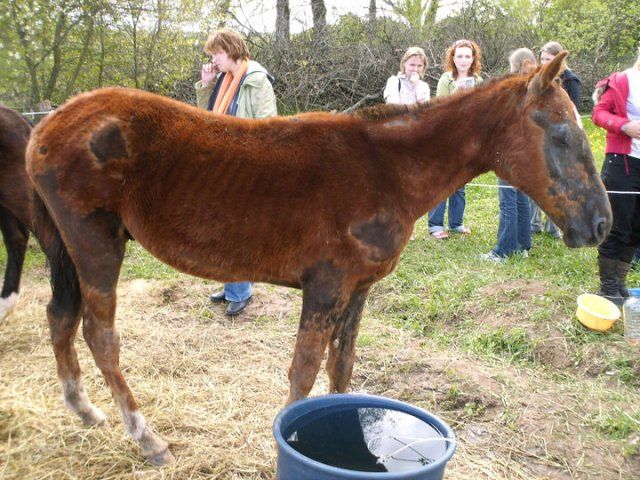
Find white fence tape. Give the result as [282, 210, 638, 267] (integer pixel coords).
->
[468, 182, 640, 195]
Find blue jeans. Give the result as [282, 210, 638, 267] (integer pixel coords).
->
[224, 282, 252, 302]
[493, 179, 531, 257]
[428, 187, 466, 232]
[529, 199, 560, 237]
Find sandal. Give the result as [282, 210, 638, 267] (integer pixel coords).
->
[430, 230, 449, 239]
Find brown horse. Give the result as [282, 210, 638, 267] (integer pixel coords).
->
[26, 53, 611, 465]
[0, 105, 33, 322]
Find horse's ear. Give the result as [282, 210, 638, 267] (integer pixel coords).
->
[520, 59, 536, 75]
[530, 51, 568, 93]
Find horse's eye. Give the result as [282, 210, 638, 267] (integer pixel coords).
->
[550, 124, 570, 146]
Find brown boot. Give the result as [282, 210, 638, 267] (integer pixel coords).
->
[598, 256, 624, 306]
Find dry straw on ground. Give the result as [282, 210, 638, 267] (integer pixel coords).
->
[1, 264, 638, 479]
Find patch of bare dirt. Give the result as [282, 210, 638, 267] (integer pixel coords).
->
[463, 279, 581, 371]
[462, 279, 553, 333]
[535, 339, 574, 369]
[477, 279, 550, 302]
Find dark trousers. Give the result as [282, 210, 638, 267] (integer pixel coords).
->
[598, 153, 640, 260]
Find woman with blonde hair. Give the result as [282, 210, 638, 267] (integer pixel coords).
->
[195, 27, 277, 316]
[591, 48, 640, 305]
[428, 39, 483, 239]
[383, 46, 430, 105]
[509, 47, 536, 75]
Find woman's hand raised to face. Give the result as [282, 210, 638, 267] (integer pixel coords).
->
[201, 62, 219, 87]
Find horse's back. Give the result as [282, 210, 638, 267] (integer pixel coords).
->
[0, 105, 32, 227]
[27, 88, 374, 215]
[0, 105, 31, 167]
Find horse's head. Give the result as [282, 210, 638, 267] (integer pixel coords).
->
[496, 52, 612, 247]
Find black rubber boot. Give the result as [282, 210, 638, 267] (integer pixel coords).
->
[617, 260, 632, 298]
[619, 247, 637, 298]
[226, 296, 252, 316]
[209, 289, 226, 304]
[598, 256, 624, 306]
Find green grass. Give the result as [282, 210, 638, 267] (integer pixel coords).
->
[607, 356, 640, 389]
[593, 406, 640, 442]
[584, 115, 606, 162]
[463, 327, 538, 364]
[120, 242, 184, 280]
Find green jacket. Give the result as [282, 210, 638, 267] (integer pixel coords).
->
[436, 71, 484, 97]
[194, 60, 277, 119]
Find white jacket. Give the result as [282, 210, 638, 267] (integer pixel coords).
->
[383, 74, 430, 105]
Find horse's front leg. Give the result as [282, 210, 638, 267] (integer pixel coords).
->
[0, 204, 29, 322]
[326, 287, 369, 393]
[287, 268, 346, 404]
[287, 304, 336, 404]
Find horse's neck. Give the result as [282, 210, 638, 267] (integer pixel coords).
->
[368, 88, 515, 220]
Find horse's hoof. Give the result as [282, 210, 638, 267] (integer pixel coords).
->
[78, 406, 108, 427]
[146, 448, 176, 466]
[83, 417, 109, 429]
[285, 393, 307, 406]
[96, 418, 110, 429]
[0, 293, 19, 322]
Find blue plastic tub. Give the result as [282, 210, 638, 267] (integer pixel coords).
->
[273, 394, 456, 480]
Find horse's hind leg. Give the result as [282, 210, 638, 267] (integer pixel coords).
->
[35, 202, 107, 426]
[63, 211, 174, 465]
[0, 204, 29, 322]
[326, 288, 369, 394]
[33, 172, 173, 465]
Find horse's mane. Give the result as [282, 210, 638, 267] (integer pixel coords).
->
[350, 74, 528, 122]
[350, 102, 428, 121]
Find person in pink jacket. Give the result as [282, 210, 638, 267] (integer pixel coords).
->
[592, 50, 640, 305]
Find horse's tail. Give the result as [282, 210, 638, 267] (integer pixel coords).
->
[32, 191, 82, 318]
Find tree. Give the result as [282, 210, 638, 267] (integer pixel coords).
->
[3, 0, 103, 108]
[310, 0, 327, 38]
[1, 0, 637, 114]
[0, 0, 230, 108]
[534, 0, 640, 108]
[382, 0, 439, 37]
[276, 0, 289, 47]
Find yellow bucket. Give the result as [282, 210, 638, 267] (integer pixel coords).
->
[576, 293, 621, 332]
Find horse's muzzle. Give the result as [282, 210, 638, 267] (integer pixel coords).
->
[563, 212, 612, 248]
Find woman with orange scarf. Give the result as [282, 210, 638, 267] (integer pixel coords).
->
[195, 27, 277, 316]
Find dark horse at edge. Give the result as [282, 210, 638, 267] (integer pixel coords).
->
[26, 53, 611, 465]
[0, 105, 32, 322]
